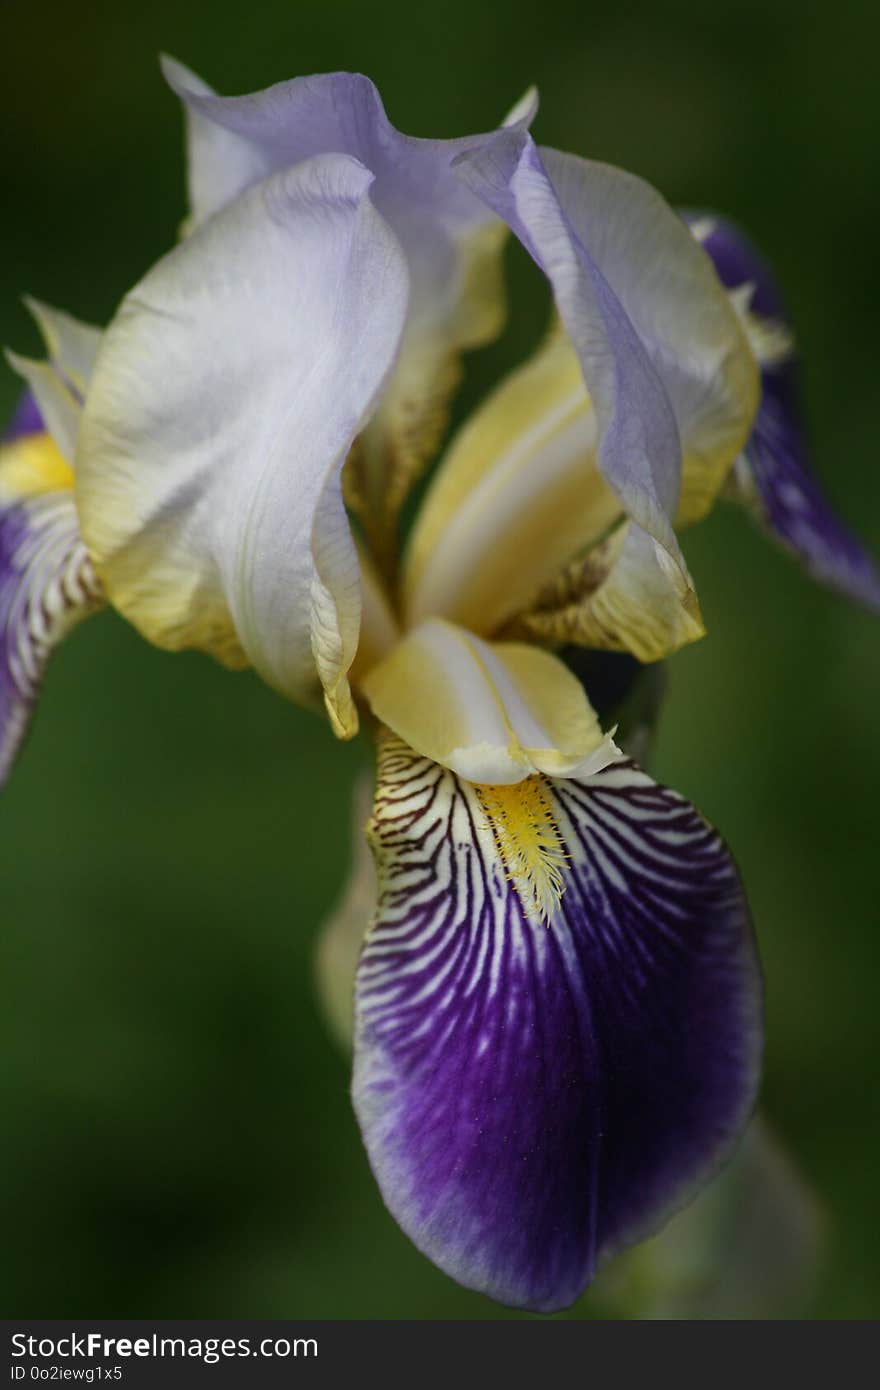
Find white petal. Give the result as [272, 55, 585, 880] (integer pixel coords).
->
[5, 301, 102, 465]
[163, 61, 535, 517]
[77, 154, 409, 727]
[22, 298, 103, 400]
[5, 352, 80, 463]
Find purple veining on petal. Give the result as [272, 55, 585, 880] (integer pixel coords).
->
[0, 487, 102, 785]
[687, 210, 880, 611]
[2, 390, 44, 443]
[352, 735, 762, 1312]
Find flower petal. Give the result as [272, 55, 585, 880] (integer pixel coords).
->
[509, 520, 705, 663]
[353, 733, 762, 1311]
[459, 139, 758, 534]
[458, 137, 678, 537]
[21, 297, 103, 402]
[360, 616, 621, 785]
[403, 326, 620, 633]
[0, 415, 103, 785]
[77, 154, 410, 730]
[163, 59, 535, 522]
[688, 212, 880, 611]
[3, 389, 45, 443]
[5, 301, 103, 463]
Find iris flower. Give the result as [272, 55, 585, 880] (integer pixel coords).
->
[3, 63, 877, 1312]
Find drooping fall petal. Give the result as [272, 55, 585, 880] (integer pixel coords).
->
[687, 212, 880, 611]
[0, 391, 103, 784]
[353, 733, 762, 1311]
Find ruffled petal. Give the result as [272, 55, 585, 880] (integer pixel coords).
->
[164, 59, 536, 523]
[360, 616, 621, 785]
[353, 733, 762, 1311]
[77, 154, 409, 731]
[0, 403, 104, 785]
[688, 212, 880, 610]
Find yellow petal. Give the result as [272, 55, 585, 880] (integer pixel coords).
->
[403, 327, 621, 634]
[349, 541, 400, 690]
[361, 616, 621, 785]
[511, 521, 705, 663]
[0, 432, 74, 501]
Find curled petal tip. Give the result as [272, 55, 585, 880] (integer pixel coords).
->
[159, 52, 211, 98]
[503, 85, 540, 129]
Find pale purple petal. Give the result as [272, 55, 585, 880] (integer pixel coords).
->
[687, 211, 880, 611]
[457, 133, 681, 550]
[353, 735, 762, 1312]
[162, 59, 533, 241]
[163, 61, 536, 518]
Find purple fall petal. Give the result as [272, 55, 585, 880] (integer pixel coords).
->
[0, 416, 103, 784]
[687, 212, 880, 611]
[744, 373, 880, 610]
[353, 736, 762, 1312]
[2, 390, 44, 443]
[685, 213, 787, 320]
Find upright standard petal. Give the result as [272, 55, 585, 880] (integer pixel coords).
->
[77, 155, 409, 735]
[458, 135, 758, 543]
[360, 616, 621, 786]
[688, 213, 880, 611]
[0, 394, 103, 784]
[353, 734, 762, 1311]
[163, 59, 536, 524]
[458, 135, 679, 545]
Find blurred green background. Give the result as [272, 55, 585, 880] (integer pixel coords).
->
[2, 0, 878, 1320]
